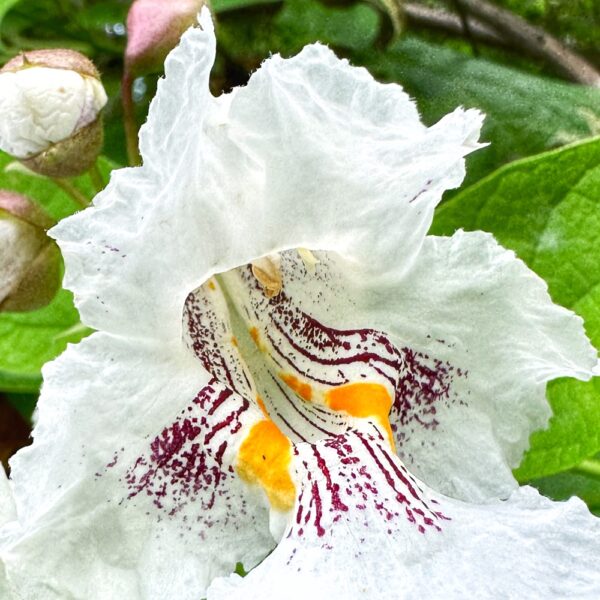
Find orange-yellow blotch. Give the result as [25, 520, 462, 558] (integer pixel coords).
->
[237, 420, 295, 511]
[207, 280, 216, 290]
[256, 395, 269, 418]
[280, 373, 312, 402]
[249, 326, 260, 345]
[327, 382, 395, 449]
[248, 326, 267, 352]
[231, 336, 238, 347]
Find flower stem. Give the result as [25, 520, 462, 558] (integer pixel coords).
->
[573, 458, 600, 480]
[89, 162, 105, 193]
[122, 71, 142, 167]
[52, 178, 90, 208]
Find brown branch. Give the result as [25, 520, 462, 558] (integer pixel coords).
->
[451, 0, 479, 55]
[121, 71, 142, 167]
[405, 4, 505, 47]
[450, 0, 600, 86]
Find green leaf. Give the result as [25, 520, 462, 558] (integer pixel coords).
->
[0, 0, 20, 29]
[431, 137, 600, 480]
[215, 0, 378, 64]
[0, 288, 90, 393]
[213, 0, 282, 12]
[0, 152, 117, 220]
[357, 36, 600, 189]
[4, 391, 38, 422]
[529, 467, 600, 516]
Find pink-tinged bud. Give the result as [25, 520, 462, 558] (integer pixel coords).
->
[0, 191, 61, 312]
[125, 0, 205, 76]
[0, 49, 107, 178]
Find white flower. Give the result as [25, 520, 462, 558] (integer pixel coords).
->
[2, 9, 600, 600]
[0, 55, 107, 159]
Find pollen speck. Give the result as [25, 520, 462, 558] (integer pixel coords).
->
[298, 248, 319, 273]
[251, 255, 282, 298]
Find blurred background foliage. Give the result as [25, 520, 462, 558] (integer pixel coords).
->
[0, 0, 599, 514]
[2, 0, 599, 169]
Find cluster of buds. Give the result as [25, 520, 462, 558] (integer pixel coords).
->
[0, 1, 204, 313]
[0, 49, 107, 311]
[0, 49, 107, 178]
[0, 191, 60, 312]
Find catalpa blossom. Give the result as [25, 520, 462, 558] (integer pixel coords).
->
[2, 10, 600, 599]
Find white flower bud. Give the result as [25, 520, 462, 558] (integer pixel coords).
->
[0, 49, 107, 177]
[0, 190, 60, 312]
[0, 67, 106, 159]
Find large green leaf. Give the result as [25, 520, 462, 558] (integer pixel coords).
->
[0, 154, 116, 392]
[431, 137, 600, 481]
[215, 0, 379, 64]
[213, 0, 282, 12]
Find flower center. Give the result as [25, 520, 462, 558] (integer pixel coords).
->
[182, 250, 401, 448]
[179, 249, 455, 512]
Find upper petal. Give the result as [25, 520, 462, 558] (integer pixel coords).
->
[50, 9, 481, 340]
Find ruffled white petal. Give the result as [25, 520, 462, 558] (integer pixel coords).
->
[50, 9, 481, 341]
[4, 9, 596, 600]
[0, 468, 16, 600]
[380, 231, 596, 500]
[208, 431, 600, 600]
[5, 333, 273, 599]
[0, 554, 11, 600]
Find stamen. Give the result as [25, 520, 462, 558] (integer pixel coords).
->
[251, 254, 282, 298]
[297, 248, 319, 273]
